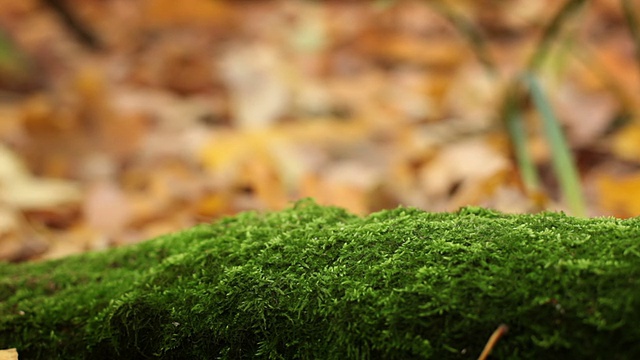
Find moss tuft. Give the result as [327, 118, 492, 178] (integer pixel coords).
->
[1, 200, 640, 358]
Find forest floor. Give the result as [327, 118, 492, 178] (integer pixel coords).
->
[0, 0, 639, 262]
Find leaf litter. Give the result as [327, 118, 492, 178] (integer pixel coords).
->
[0, 0, 638, 262]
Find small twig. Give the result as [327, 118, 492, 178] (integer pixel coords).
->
[477, 324, 509, 360]
[524, 74, 587, 217]
[502, 84, 542, 194]
[41, 0, 102, 50]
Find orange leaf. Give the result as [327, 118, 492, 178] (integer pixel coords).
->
[142, 0, 234, 27]
[596, 172, 640, 217]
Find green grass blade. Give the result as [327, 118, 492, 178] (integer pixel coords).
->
[503, 87, 542, 193]
[527, 0, 588, 71]
[429, 1, 497, 75]
[524, 74, 587, 217]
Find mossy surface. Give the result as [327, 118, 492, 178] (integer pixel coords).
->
[1, 200, 640, 359]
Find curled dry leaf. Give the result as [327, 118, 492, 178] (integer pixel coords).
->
[0, 145, 81, 210]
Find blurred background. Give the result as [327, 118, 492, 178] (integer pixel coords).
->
[0, 0, 639, 261]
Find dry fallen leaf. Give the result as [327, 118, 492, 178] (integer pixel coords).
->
[610, 122, 640, 163]
[142, 0, 235, 28]
[218, 44, 291, 130]
[419, 138, 510, 210]
[551, 80, 618, 147]
[83, 181, 131, 235]
[0, 145, 81, 210]
[1, 0, 638, 262]
[0, 348, 18, 360]
[1, 178, 81, 210]
[596, 172, 640, 217]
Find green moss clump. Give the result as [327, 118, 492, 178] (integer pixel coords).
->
[1, 200, 640, 359]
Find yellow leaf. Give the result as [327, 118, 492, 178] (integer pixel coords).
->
[611, 122, 640, 162]
[0, 348, 18, 360]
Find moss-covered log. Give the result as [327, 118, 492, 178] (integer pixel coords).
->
[1, 200, 640, 359]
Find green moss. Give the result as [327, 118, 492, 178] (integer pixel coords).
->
[1, 199, 640, 359]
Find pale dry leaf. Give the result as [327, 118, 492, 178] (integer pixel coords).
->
[482, 185, 542, 214]
[299, 172, 369, 215]
[39, 223, 111, 261]
[268, 140, 322, 191]
[324, 161, 381, 190]
[288, 2, 327, 53]
[240, 157, 288, 210]
[0, 348, 17, 360]
[0, 144, 31, 181]
[0, 207, 18, 234]
[419, 138, 509, 205]
[445, 63, 505, 127]
[40, 232, 91, 261]
[323, 182, 369, 215]
[112, 89, 213, 130]
[83, 181, 131, 235]
[0, 145, 81, 210]
[125, 173, 180, 226]
[387, 66, 435, 122]
[112, 89, 220, 162]
[294, 80, 333, 117]
[0, 227, 48, 262]
[299, 161, 382, 214]
[0, 178, 81, 210]
[218, 44, 291, 130]
[552, 81, 617, 146]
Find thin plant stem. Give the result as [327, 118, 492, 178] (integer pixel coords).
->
[429, 1, 497, 75]
[503, 88, 542, 193]
[527, 0, 588, 71]
[524, 74, 587, 217]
